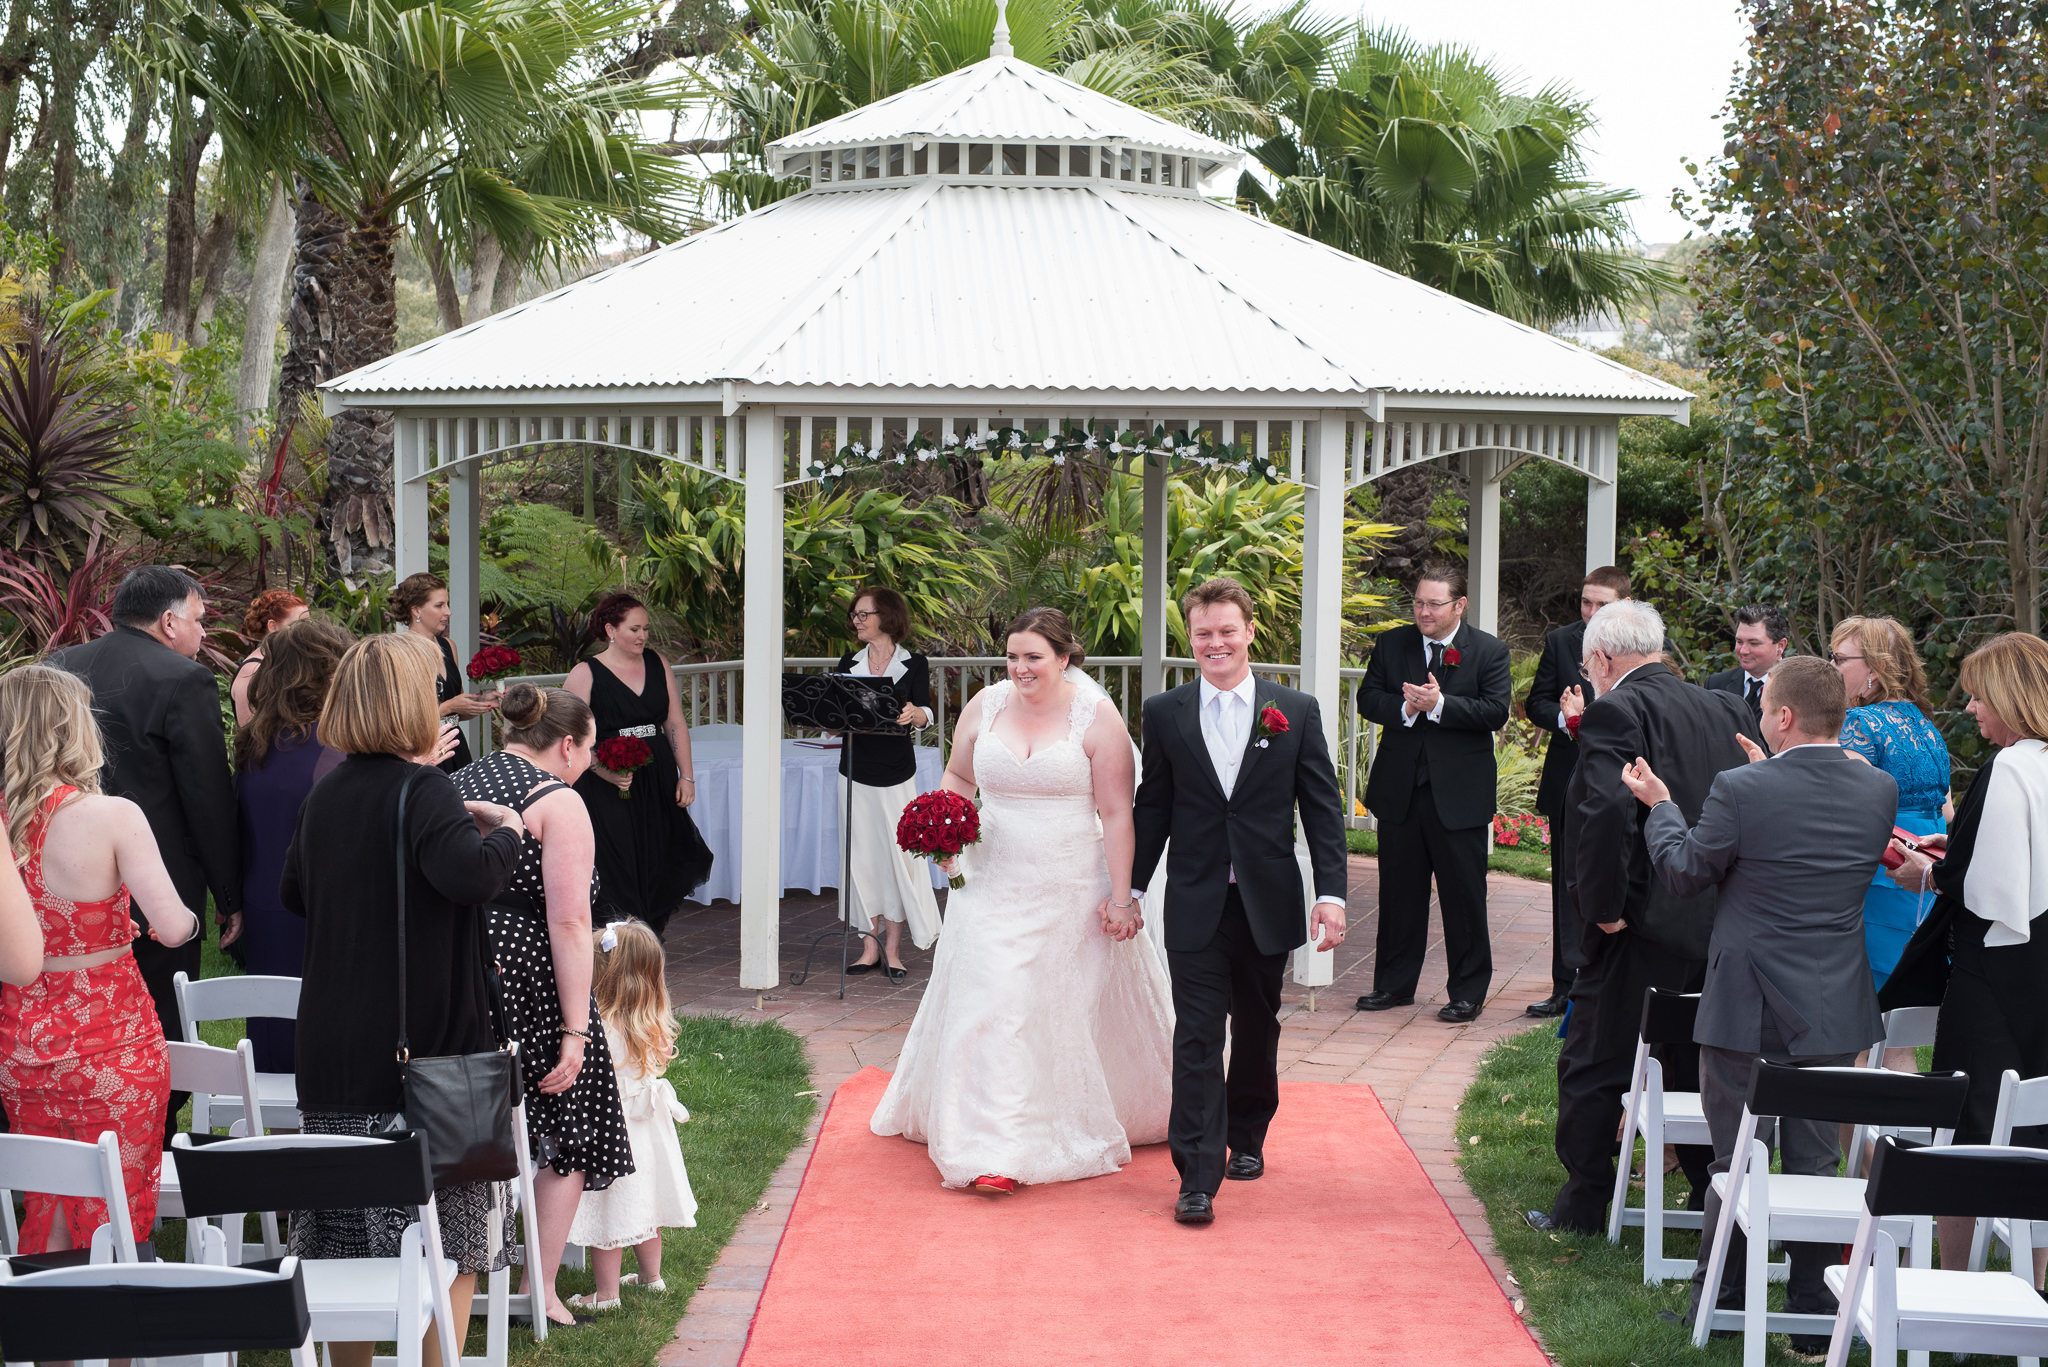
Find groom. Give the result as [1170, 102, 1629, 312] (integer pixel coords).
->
[1124, 577, 1349, 1226]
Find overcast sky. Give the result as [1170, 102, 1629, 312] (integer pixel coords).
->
[1313, 0, 1752, 245]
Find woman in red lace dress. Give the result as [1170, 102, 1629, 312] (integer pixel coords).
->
[0, 666, 201, 1252]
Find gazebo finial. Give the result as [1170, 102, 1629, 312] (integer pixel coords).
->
[991, 0, 1013, 58]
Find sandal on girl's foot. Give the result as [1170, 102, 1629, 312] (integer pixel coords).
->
[565, 1293, 620, 1313]
[620, 1274, 668, 1292]
[972, 1174, 1018, 1195]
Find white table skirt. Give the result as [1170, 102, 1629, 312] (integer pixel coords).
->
[686, 738, 946, 905]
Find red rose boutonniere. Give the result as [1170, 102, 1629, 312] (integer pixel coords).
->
[1254, 705, 1289, 748]
[1443, 647, 1462, 668]
[1565, 714, 1582, 740]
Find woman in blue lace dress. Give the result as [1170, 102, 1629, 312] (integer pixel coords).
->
[1832, 616, 1953, 999]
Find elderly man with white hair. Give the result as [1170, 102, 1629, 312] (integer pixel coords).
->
[1525, 600, 1763, 1237]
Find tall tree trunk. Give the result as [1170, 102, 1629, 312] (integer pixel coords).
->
[0, 0, 36, 203]
[237, 178, 294, 433]
[44, 0, 82, 282]
[159, 103, 215, 342]
[101, 69, 154, 318]
[277, 177, 346, 418]
[323, 208, 400, 578]
[419, 228, 464, 334]
[491, 250, 521, 313]
[464, 231, 501, 323]
[1364, 464, 1451, 586]
[188, 208, 236, 341]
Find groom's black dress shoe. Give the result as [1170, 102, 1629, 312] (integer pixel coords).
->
[1224, 1153, 1264, 1182]
[1524, 994, 1567, 1018]
[1438, 1000, 1482, 1023]
[1355, 990, 1414, 1012]
[1522, 1210, 1596, 1236]
[1173, 1193, 1215, 1225]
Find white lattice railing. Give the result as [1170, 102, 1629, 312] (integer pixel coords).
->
[502, 656, 1377, 829]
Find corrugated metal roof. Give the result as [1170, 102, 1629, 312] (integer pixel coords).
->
[766, 56, 1241, 166]
[327, 181, 1689, 406]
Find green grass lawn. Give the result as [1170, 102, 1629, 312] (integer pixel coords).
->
[1453, 1025, 1978, 1367]
[165, 940, 815, 1367]
[1345, 827, 1553, 882]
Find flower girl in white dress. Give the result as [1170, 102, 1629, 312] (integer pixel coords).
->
[566, 920, 697, 1311]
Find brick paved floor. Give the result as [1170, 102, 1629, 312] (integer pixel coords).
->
[655, 858, 1557, 1366]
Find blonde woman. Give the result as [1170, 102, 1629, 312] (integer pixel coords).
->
[0, 666, 201, 1254]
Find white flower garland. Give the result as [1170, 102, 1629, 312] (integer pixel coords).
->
[802, 424, 1288, 494]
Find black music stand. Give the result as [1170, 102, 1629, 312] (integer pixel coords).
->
[781, 673, 910, 998]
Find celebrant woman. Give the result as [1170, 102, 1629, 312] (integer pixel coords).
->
[836, 586, 941, 981]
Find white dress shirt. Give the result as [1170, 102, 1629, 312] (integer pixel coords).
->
[1403, 626, 1462, 727]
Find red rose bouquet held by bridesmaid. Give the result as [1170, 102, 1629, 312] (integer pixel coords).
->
[467, 645, 523, 693]
[896, 790, 981, 889]
[592, 736, 653, 798]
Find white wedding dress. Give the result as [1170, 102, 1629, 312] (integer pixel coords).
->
[869, 677, 1176, 1188]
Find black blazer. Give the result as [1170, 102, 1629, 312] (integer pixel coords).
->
[1880, 755, 1996, 1010]
[1358, 621, 1512, 830]
[50, 625, 243, 917]
[1704, 667, 1767, 721]
[1557, 665, 1760, 967]
[1132, 679, 1348, 957]
[833, 649, 932, 789]
[1526, 620, 1586, 819]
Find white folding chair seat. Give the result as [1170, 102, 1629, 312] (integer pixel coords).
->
[1969, 1068, 2048, 1274]
[1847, 1007, 1944, 1177]
[0, 1132, 137, 1262]
[1694, 1062, 1970, 1367]
[1824, 1140, 2048, 1367]
[173, 971, 302, 1130]
[1607, 988, 1710, 1282]
[158, 1037, 277, 1262]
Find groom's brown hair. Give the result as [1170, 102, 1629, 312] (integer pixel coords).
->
[1182, 577, 1254, 627]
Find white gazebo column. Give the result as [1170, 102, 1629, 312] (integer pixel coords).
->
[394, 417, 430, 580]
[739, 408, 785, 993]
[1140, 451, 1168, 700]
[448, 455, 483, 753]
[1466, 453, 1501, 636]
[1298, 413, 1345, 750]
[1584, 429, 1618, 571]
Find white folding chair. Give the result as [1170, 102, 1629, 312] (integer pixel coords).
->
[170, 1130, 460, 1367]
[0, 1253, 317, 1367]
[1846, 1006, 1944, 1177]
[158, 1038, 277, 1264]
[1826, 1139, 2048, 1367]
[173, 970, 302, 1130]
[1693, 1062, 1970, 1367]
[1606, 987, 1709, 1281]
[1967, 1068, 2048, 1275]
[0, 1132, 137, 1263]
[466, 1042, 550, 1364]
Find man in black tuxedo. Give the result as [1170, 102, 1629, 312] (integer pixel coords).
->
[1703, 604, 1789, 721]
[1355, 562, 1512, 1023]
[1129, 577, 1348, 1227]
[1523, 565, 1634, 1018]
[51, 566, 242, 1142]
[1525, 599, 1759, 1236]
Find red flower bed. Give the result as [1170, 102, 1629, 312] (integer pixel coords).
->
[896, 790, 982, 889]
[1492, 813, 1551, 849]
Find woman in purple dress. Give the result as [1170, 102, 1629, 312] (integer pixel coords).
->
[235, 618, 353, 1073]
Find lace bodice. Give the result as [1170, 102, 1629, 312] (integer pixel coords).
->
[13, 786, 132, 956]
[973, 681, 1100, 803]
[1841, 700, 1951, 815]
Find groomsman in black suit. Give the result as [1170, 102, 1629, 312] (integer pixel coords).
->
[1356, 562, 1512, 1023]
[1523, 566, 1634, 1018]
[1703, 604, 1789, 721]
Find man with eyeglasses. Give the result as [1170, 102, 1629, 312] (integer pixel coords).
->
[1704, 605, 1790, 721]
[1356, 562, 1512, 1023]
[1523, 566, 1635, 1018]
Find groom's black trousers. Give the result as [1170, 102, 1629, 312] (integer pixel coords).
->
[1166, 885, 1286, 1197]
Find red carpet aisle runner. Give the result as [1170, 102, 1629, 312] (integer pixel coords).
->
[739, 1068, 1547, 1367]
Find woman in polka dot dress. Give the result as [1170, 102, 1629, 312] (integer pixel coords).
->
[454, 684, 635, 1328]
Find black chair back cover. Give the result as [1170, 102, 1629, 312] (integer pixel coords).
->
[1639, 988, 1701, 1046]
[170, 1130, 435, 1218]
[1745, 1059, 1969, 1130]
[0, 1261, 311, 1361]
[1866, 1137, 2048, 1221]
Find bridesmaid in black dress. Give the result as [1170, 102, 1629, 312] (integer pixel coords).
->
[565, 594, 711, 940]
[393, 572, 500, 774]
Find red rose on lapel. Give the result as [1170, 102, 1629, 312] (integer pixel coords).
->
[1444, 647, 1462, 668]
[1256, 705, 1289, 741]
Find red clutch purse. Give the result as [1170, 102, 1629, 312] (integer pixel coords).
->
[1880, 826, 1926, 870]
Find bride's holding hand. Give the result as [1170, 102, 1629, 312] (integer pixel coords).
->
[870, 607, 1175, 1195]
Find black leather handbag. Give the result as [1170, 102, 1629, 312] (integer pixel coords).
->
[391, 769, 524, 1187]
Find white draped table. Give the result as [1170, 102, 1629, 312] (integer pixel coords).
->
[686, 738, 946, 905]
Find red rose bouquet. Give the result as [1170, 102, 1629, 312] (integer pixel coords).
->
[895, 790, 982, 889]
[467, 644, 523, 692]
[592, 735, 653, 799]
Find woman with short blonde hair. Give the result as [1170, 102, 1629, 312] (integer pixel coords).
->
[0, 665, 200, 1254]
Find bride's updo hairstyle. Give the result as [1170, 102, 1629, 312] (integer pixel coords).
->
[500, 682, 595, 751]
[1005, 606, 1085, 669]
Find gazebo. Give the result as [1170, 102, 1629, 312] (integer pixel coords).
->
[323, 32, 1690, 992]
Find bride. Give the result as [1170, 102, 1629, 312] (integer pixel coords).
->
[869, 606, 1175, 1194]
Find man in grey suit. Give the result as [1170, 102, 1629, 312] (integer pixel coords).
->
[1620, 656, 1895, 1348]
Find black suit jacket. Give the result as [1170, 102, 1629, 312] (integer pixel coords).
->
[1557, 665, 1758, 969]
[50, 626, 242, 917]
[1527, 621, 1586, 819]
[1704, 667, 1768, 721]
[1358, 621, 1512, 830]
[1132, 679, 1348, 957]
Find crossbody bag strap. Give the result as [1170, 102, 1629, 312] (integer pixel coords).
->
[394, 766, 427, 1064]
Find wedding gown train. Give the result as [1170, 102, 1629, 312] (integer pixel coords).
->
[869, 678, 1176, 1188]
